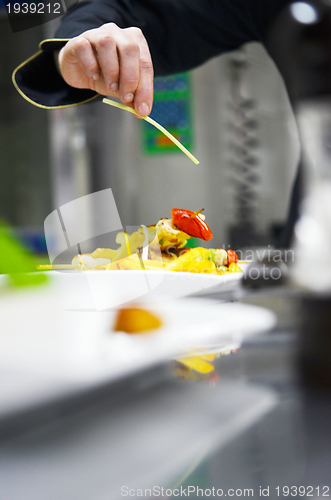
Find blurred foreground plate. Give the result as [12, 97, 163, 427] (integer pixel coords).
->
[0, 270, 274, 422]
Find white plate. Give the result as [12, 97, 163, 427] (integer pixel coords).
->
[48, 268, 245, 311]
[0, 273, 276, 419]
[0, 261, 250, 310]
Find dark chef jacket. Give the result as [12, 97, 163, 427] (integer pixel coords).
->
[13, 0, 298, 247]
[13, 0, 292, 108]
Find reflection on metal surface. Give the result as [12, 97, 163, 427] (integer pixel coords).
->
[173, 349, 239, 383]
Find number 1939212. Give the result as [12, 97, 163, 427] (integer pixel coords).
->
[275, 486, 330, 496]
[6, 2, 63, 14]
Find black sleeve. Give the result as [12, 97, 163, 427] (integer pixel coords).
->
[13, 0, 292, 108]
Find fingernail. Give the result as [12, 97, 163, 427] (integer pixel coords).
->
[92, 73, 100, 80]
[110, 83, 118, 91]
[123, 93, 134, 103]
[138, 103, 149, 116]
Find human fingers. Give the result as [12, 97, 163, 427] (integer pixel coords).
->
[132, 32, 154, 116]
[116, 27, 142, 105]
[64, 36, 101, 82]
[81, 25, 145, 106]
[112, 27, 153, 115]
[83, 26, 120, 91]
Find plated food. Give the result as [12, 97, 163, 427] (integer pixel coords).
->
[72, 208, 242, 275]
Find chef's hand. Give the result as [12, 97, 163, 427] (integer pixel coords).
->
[57, 23, 154, 116]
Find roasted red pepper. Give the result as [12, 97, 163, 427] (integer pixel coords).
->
[171, 208, 213, 241]
[227, 249, 239, 266]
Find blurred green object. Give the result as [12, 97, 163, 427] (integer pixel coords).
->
[0, 220, 48, 287]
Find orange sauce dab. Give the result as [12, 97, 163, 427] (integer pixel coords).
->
[113, 306, 163, 334]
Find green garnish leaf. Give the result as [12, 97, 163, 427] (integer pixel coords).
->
[0, 221, 48, 287]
